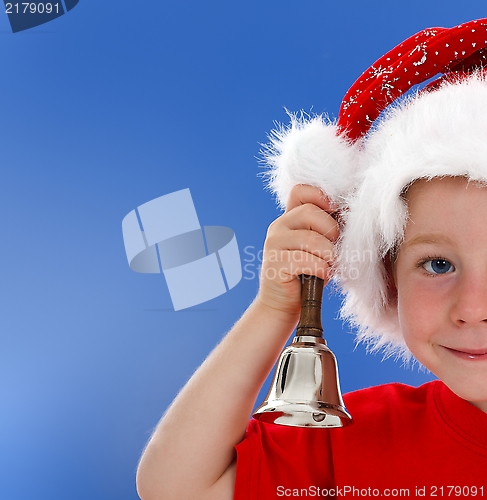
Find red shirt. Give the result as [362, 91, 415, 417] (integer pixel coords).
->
[234, 381, 487, 499]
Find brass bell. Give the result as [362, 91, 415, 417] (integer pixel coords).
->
[253, 275, 353, 428]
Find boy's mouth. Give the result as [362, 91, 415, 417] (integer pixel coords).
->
[443, 346, 487, 360]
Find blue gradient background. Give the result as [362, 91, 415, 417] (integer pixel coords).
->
[0, 2, 484, 499]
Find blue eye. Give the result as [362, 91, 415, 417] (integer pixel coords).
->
[422, 259, 455, 275]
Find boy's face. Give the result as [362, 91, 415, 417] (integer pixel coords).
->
[395, 176, 487, 412]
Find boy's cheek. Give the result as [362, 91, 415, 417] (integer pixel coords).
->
[397, 285, 440, 336]
[402, 337, 432, 368]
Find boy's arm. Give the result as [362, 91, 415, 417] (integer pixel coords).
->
[136, 185, 339, 500]
[137, 299, 299, 500]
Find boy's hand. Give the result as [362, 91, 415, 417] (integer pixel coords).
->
[256, 184, 340, 319]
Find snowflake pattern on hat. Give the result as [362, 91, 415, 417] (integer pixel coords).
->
[338, 19, 487, 141]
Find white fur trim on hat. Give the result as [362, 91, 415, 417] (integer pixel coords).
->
[262, 112, 361, 210]
[337, 72, 487, 360]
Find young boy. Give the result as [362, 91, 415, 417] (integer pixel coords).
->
[136, 19, 487, 500]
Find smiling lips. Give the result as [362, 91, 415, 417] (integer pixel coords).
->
[444, 346, 487, 360]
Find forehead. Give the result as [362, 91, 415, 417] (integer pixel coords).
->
[401, 176, 487, 243]
[405, 176, 487, 209]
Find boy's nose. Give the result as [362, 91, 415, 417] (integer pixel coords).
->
[450, 272, 487, 326]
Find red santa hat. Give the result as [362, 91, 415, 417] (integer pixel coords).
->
[263, 18, 487, 359]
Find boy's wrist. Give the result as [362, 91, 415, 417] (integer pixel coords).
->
[252, 294, 301, 328]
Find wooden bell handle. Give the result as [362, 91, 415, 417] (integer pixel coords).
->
[296, 274, 324, 338]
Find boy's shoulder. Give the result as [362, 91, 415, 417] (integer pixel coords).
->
[341, 380, 440, 429]
[343, 380, 434, 406]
